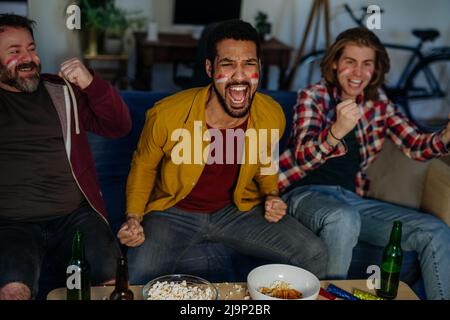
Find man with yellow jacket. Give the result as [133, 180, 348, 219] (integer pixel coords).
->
[117, 20, 327, 283]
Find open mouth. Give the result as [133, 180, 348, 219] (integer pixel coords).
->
[348, 79, 362, 88]
[16, 64, 37, 76]
[227, 84, 250, 107]
[347, 79, 363, 89]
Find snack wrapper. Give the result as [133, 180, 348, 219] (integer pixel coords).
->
[353, 289, 385, 300]
[319, 287, 336, 300]
[326, 284, 359, 300]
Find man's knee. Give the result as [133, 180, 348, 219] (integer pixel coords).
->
[325, 205, 361, 236]
[0, 282, 32, 300]
[127, 249, 159, 285]
[291, 236, 328, 278]
[411, 216, 450, 250]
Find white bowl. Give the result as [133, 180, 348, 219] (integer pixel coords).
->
[247, 264, 320, 300]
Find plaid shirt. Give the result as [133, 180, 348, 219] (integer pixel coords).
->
[278, 80, 449, 196]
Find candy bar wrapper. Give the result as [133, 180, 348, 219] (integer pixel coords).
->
[326, 284, 359, 300]
[319, 287, 336, 300]
[353, 289, 386, 300]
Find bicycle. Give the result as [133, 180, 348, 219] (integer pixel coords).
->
[287, 4, 450, 132]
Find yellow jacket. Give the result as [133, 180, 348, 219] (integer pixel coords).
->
[126, 85, 286, 218]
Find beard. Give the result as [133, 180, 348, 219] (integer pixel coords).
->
[0, 61, 41, 93]
[212, 81, 255, 119]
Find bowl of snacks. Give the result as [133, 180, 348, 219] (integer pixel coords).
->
[142, 274, 218, 300]
[247, 264, 320, 300]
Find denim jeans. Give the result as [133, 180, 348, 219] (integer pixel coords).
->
[0, 205, 121, 298]
[127, 204, 328, 284]
[284, 185, 450, 300]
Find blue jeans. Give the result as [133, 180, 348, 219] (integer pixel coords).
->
[128, 204, 328, 284]
[284, 185, 450, 300]
[0, 205, 121, 298]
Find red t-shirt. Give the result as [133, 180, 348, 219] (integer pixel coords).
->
[176, 120, 248, 213]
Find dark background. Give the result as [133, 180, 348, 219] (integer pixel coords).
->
[173, 0, 242, 25]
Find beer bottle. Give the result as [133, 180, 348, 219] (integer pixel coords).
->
[376, 221, 403, 299]
[66, 229, 91, 300]
[109, 256, 134, 300]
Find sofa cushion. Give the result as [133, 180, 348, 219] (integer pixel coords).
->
[421, 159, 450, 227]
[366, 139, 430, 209]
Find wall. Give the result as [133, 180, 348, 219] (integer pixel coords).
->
[275, 0, 450, 89]
[26, 0, 450, 89]
[0, 1, 28, 16]
[150, 0, 450, 90]
[28, 0, 81, 74]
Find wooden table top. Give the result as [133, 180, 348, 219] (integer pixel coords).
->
[47, 279, 418, 300]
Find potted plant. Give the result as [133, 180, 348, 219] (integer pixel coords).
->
[79, 0, 130, 55]
[78, 0, 109, 55]
[102, 3, 129, 54]
[255, 11, 272, 42]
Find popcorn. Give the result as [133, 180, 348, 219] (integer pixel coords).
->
[145, 280, 214, 300]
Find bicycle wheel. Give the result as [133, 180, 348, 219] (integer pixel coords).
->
[291, 50, 325, 90]
[403, 54, 450, 132]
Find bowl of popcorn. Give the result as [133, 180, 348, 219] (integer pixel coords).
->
[142, 274, 218, 300]
[247, 264, 320, 300]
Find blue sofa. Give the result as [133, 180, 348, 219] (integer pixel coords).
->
[84, 90, 423, 297]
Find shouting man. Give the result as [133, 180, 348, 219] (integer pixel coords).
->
[118, 19, 327, 283]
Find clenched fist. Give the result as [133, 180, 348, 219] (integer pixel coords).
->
[264, 195, 287, 223]
[117, 216, 145, 247]
[59, 58, 93, 90]
[331, 99, 362, 140]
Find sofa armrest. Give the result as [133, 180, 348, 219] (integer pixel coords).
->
[421, 159, 450, 227]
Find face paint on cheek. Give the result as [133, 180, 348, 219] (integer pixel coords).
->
[214, 74, 228, 84]
[365, 70, 373, 80]
[5, 58, 18, 69]
[33, 55, 41, 65]
[250, 73, 259, 85]
[337, 68, 351, 76]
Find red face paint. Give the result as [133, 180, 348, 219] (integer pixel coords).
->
[338, 68, 351, 75]
[249, 73, 259, 85]
[5, 58, 18, 69]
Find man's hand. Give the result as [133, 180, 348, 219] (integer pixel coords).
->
[117, 216, 145, 247]
[440, 113, 450, 146]
[331, 99, 362, 141]
[264, 195, 287, 223]
[59, 58, 93, 90]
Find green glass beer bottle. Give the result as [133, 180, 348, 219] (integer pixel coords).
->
[66, 229, 91, 300]
[109, 256, 134, 300]
[376, 221, 403, 299]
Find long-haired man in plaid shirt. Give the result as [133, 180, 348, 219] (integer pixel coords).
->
[279, 28, 450, 300]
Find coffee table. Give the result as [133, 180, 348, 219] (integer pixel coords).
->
[47, 279, 418, 300]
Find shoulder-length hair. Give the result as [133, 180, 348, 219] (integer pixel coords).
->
[320, 27, 390, 100]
